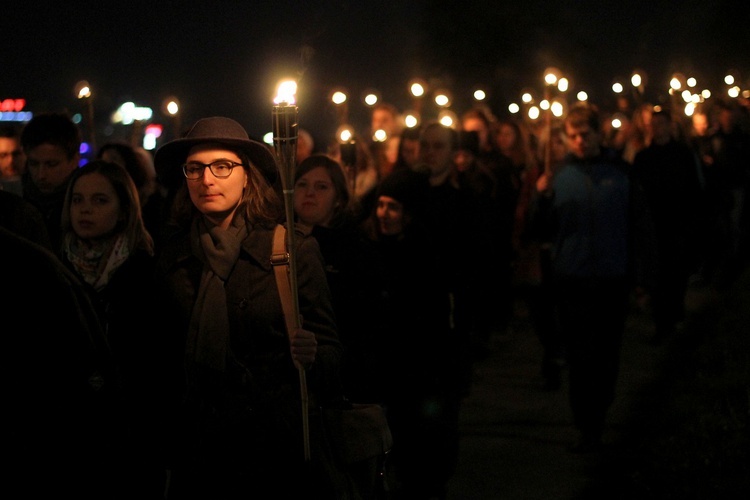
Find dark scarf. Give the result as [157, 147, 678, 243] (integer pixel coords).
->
[186, 215, 248, 373]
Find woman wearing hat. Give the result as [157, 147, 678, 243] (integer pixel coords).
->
[152, 117, 346, 498]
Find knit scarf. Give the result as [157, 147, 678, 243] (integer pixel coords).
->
[63, 232, 130, 291]
[186, 215, 248, 373]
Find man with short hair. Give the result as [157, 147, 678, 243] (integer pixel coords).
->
[21, 112, 81, 249]
[542, 103, 653, 453]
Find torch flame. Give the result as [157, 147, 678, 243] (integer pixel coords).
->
[274, 80, 297, 105]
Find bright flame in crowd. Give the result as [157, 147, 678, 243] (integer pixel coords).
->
[274, 80, 297, 105]
[551, 101, 564, 117]
[331, 91, 347, 105]
[404, 113, 419, 128]
[410, 82, 425, 97]
[77, 85, 92, 99]
[338, 126, 353, 142]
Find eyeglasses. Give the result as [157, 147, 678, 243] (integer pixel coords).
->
[182, 159, 244, 180]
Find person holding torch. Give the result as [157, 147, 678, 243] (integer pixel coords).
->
[153, 116, 348, 498]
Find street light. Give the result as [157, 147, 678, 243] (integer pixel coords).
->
[163, 96, 181, 140]
[74, 80, 96, 150]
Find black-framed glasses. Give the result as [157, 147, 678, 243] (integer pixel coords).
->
[182, 159, 244, 180]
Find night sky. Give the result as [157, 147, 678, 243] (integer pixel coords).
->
[4, 0, 749, 146]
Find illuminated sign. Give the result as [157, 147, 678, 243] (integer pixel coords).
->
[143, 123, 163, 150]
[0, 98, 33, 122]
[112, 102, 153, 125]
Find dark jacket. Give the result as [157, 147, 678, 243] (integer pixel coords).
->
[62, 245, 167, 498]
[538, 150, 656, 288]
[22, 170, 73, 251]
[2, 225, 124, 499]
[0, 189, 52, 250]
[154, 221, 344, 497]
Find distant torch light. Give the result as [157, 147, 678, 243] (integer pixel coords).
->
[551, 101, 564, 117]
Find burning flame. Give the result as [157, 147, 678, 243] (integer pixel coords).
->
[274, 80, 297, 105]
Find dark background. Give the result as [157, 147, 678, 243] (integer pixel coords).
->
[4, 0, 749, 145]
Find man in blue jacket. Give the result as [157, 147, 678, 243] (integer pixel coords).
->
[541, 103, 651, 453]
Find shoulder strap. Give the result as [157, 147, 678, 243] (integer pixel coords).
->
[270, 224, 295, 339]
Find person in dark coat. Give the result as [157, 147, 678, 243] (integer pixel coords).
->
[538, 104, 655, 453]
[0, 189, 52, 249]
[20, 112, 82, 250]
[1, 224, 125, 499]
[59, 159, 166, 497]
[293, 153, 386, 403]
[361, 167, 459, 500]
[293, 153, 391, 498]
[631, 109, 704, 342]
[152, 117, 347, 498]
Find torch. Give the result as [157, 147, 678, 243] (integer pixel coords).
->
[272, 80, 310, 461]
[337, 124, 357, 196]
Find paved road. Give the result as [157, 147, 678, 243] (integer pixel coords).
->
[444, 283, 713, 500]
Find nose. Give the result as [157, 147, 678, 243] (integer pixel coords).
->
[200, 170, 215, 185]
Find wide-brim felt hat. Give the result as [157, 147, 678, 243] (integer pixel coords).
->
[154, 116, 277, 187]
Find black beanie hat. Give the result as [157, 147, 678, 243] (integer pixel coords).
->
[457, 130, 480, 156]
[377, 168, 429, 212]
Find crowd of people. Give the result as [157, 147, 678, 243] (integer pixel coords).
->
[1, 92, 749, 499]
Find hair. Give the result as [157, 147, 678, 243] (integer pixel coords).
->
[97, 142, 148, 187]
[420, 120, 459, 151]
[372, 102, 400, 120]
[61, 159, 154, 256]
[392, 125, 422, 171]
[494, 116, 538, 170]
[371, 102, 403, 137]
[362, 167, 430, 241]
[295, 153, 351, 227]
[565, 103, 601, 133]
[461, 106, 496, 129]
[0, 123, 21, 139]
[97, 141, 160, 204]
[168, 148, 282, 229]
[297, 128, 315, 163]
[457, 130, 480, 156]
[20, 112, 81, 159]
